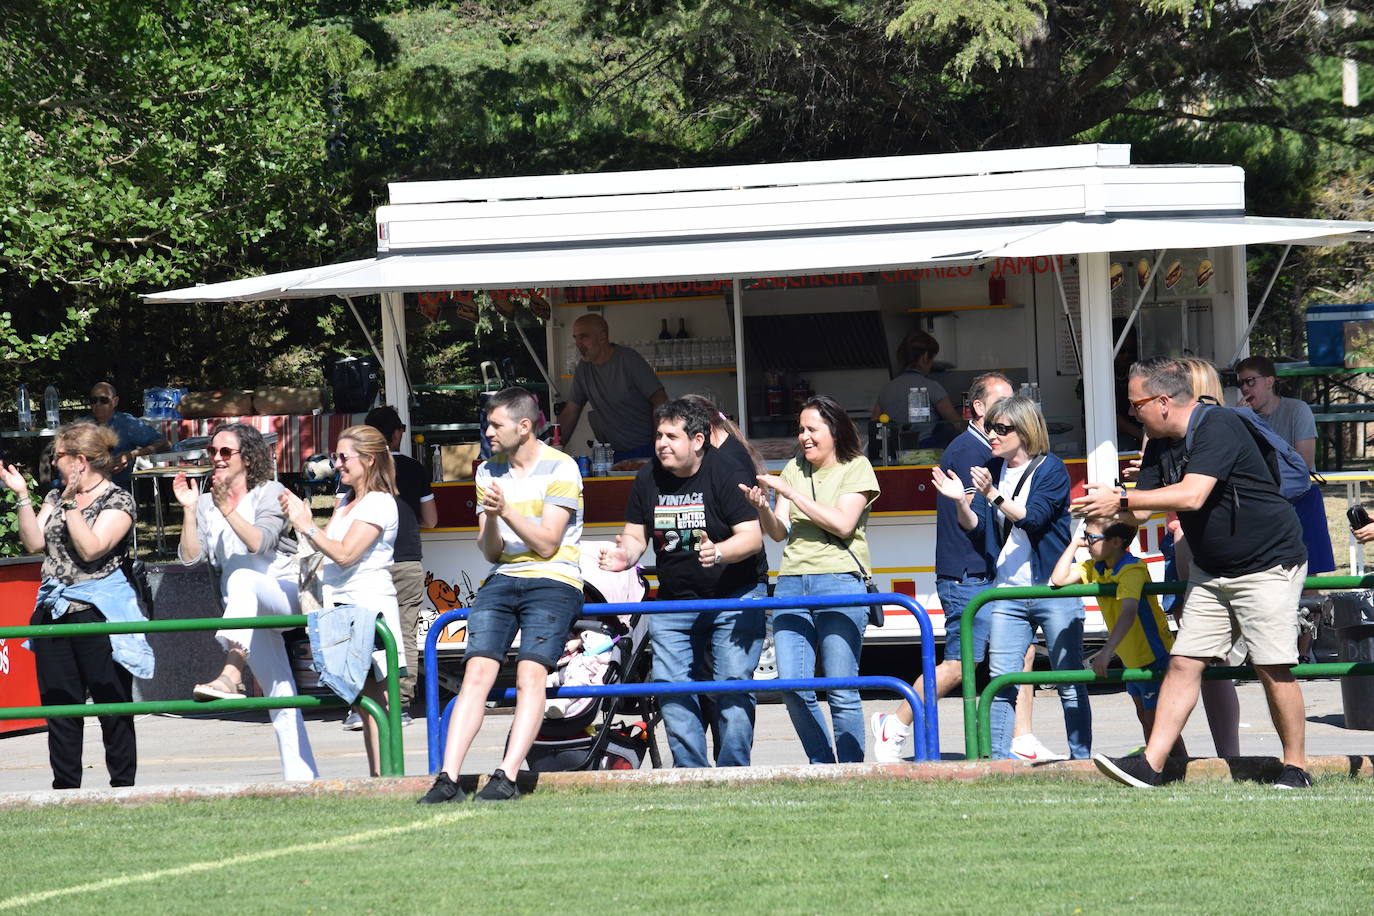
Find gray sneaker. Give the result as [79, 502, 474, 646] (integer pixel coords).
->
[342, 709, 364, 731]
[473, 768, 521, 802]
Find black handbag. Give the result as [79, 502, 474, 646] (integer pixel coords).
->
[808, 470, 883, 628]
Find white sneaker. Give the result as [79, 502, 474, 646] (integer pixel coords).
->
[870, 712, 909, 763]
[1010, 733, 1068, 762]
[753, 638, 778, 680]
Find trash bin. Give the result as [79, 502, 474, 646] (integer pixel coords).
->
[1323, 590, 1374, 729]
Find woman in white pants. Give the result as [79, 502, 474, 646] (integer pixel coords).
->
[178, 423, 318, 781]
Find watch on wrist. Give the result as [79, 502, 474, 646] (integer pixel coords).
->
[992, 493, 1005, 507]
[1119, 494, 1130, 512]
[60, 498, 78, 511]
[305, 525, 320, 539]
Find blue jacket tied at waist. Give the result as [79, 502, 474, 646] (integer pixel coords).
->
[34, 572, 155, 680]
[307, 604, 382, 703]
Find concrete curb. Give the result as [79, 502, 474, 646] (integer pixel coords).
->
[4, 755, 1371, 809]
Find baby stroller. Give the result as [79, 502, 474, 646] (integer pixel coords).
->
[523, 542, 662, 772]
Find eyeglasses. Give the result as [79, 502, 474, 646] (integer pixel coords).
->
[89, 395, 112, 405]
[331, 453, 360, 465]
[1237, 375, 1265, 388]
[208, 447, 240, 460]
[1128, 394, 1162, 412]
[988, 422, 1018, 436]
[1083, 533, 1107, 544]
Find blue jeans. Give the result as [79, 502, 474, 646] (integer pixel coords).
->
[648, 583, 766, 768]
[937, 574, 992, 663]
[772, 572, 868, 763]
[988, 595, 1092, 759]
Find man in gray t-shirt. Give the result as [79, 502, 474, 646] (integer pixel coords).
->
[556, 313, 667, 460]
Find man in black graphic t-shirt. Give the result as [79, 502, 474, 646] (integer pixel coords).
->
[600, 398, 767, 767]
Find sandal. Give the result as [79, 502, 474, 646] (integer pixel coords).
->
[192, 674, 243, 701]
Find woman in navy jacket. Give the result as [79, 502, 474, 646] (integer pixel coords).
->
[931, 395, 1090, 758]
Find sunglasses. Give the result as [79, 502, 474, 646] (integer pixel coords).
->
[988, 422, 1018, 436]
[1128, 394, 1161, 411]
[1083, 533, 1107, 544]
[89, 395, 112, 405]
[208, 447, 240, 460]
[1237, 375, 1265, 388]
[331, 452, 361, 465]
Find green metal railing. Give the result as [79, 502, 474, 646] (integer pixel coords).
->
[0, 614, 405, 777]
[960, 574, 1374, 760]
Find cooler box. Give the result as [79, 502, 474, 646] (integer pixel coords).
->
[1306, 304, 1374, 367]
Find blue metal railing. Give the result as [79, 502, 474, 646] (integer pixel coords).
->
[422, 592, 937, 772]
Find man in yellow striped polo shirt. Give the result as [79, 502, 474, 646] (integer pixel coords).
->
[419, 387, 584, 804]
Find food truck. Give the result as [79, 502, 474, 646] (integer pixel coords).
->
[145, 142, 1374, 664]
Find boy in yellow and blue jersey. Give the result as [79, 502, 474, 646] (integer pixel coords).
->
[1052, 519, 1186, 756]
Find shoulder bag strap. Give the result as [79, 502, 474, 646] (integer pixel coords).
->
[807, 464, 870, 582]
[999, 454, 1046, 543]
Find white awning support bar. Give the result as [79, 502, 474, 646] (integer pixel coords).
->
[343, 295, 387, 375]
[1228, 244, 1292, 369]
[1113, 250, 1167, 359]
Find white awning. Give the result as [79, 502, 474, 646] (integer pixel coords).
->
[979, 216, 1374, 260]
[141, 258, 378, 303]
[143, 223, 1038, 301]
[142, 215, 1374, 303]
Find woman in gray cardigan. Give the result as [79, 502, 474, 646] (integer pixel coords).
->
[174, 422, 316, 781]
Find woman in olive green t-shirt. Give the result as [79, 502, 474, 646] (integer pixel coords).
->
[742, 395, 880, 763]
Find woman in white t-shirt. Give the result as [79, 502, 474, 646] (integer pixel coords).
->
[178, 423, 317, 781]
[931, 396, 1088, 760]
[280, 425, 400, 777]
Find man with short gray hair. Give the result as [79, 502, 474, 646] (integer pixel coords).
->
[556, 313, 667, 461]
[1074, 356, 1311, 789]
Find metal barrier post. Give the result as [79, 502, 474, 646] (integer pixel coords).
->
[0, 613, 405, 777]
[423, 592, 938, 774]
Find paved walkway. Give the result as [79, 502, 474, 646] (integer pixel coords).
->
[2, 679, 1371, 798]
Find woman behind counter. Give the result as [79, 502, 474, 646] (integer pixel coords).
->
[2, 423, 152, 789]
[178, 423, 317, 781]
[932, 395, 1090, 759]
[743, 395, 880, 763]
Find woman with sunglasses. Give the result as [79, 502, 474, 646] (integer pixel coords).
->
[931, 395, 1090, 759]
[743, 395, 880, 763]
[1, 423, 151, 789]
[177, 423, 317, 781]
[279, 425, 402, 777]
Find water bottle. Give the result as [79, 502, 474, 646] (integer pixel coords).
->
[43, 384, 59, 428]
[906, 387, 930, 424]
[16, 383, 31, 431]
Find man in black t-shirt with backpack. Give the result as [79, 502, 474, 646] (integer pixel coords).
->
[599, 398, 767, 768]
[1074, 356, 1311, 789]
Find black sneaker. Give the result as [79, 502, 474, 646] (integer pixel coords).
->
[1093, 753, 1163, 788]
[1273, 764, 1313, 789]
[416, 772, 465, 805]
[473, 768, 521, 802]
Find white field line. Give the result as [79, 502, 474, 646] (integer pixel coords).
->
[0, 808, 472, 911]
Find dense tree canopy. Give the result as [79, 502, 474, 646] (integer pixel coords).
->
[0, 0, 1372, 399]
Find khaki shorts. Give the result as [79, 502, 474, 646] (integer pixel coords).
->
[1172, 562, 1306, 666]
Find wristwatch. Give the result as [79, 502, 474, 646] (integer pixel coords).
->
[304, 525, 320, 539]
[991, 494, 1005, 507]
[59, 499, 78, 511]
[1119, 494, 1130, 512]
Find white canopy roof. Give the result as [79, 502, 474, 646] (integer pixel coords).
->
[142, 215, 1374, 303]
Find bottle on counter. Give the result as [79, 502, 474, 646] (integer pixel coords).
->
[43, 384, 59, 429]
[16, 383, 31, 431]
[906, 387, 930, 424]
[675, 318, 689, 339]
[658, 318, 672, 340]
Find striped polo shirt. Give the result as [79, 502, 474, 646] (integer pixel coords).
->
[1077, 553, 1173, 668]
[475, 444, 583, 589]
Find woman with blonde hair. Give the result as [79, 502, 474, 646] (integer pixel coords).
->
[180, 422, 316, 780]
[1, 422, 151, 789]
[932, 395, 1090, 758]
[280, 424, 402, 776]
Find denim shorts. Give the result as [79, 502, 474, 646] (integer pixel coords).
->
[1125, 657, 1170, 710]
[465, 574, 584, 669]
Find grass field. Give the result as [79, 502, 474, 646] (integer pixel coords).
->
[3, 779, 1373, 914]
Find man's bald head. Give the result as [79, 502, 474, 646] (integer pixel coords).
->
[571, 313, 612, 363]
[89, 381, 118, 423]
